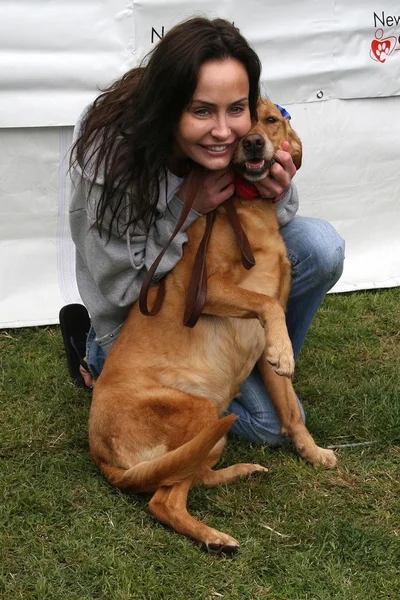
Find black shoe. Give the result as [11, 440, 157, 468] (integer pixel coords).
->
[59, 304, 91, 388]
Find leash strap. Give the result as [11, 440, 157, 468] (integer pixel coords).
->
[183, 210, 216, 328]
[223, 200, 255, 270]
[139, 170, 202, 316]
[183, 198, 256, 326]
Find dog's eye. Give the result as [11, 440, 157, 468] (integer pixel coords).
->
[265, 117, 277, 124]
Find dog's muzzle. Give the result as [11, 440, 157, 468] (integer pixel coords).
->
[237, 134, 275, 181]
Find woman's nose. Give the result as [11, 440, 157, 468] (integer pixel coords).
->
[211, 117, 231, 139]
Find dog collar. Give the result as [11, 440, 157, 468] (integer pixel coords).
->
[234, 174, 285, 204]
[233, 174, 259, 201]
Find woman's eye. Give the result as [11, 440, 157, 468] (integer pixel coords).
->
[230, 105, 244, 114]
[194, 108, 210, 117]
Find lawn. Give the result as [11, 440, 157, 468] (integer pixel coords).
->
[1, 289, 399, 600]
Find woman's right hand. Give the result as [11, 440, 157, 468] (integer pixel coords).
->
[177, 169, 235, 214]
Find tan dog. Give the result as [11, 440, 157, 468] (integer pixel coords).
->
[88, 99, 337, 553]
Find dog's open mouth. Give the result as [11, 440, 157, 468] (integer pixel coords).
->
[245, 159, 265, 172]
[240, 158, 275, 182]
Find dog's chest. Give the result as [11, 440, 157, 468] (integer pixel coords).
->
[157, 315, 264, 413]
[208, 202, 286, 292]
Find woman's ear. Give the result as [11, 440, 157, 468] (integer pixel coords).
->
[287, 124, 302, 170]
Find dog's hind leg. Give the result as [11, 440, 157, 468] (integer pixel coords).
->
[258, 358, 337, 468]
[148, 478, 240, 553]
[196, 464, 269, 487]
[192, 439, 269, 486]
[94, 413, 237, 493]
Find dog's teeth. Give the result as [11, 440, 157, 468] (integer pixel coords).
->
[245, 160, 265, 171]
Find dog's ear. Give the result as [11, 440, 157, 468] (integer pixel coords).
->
[287, 123, 302, 170]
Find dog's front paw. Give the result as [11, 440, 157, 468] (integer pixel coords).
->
[297, 444, 338, 468]
[313, 447, 337, 468]
[265, 342, 294, 378]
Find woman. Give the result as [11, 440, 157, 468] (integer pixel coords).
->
[62, 16, 345, 445]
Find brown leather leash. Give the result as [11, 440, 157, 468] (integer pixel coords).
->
[139, 171, 255, 327]
[139, 169, 203, 318]
[223, 200, 256, 271]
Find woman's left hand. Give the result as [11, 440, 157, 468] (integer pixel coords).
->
[253, 141, 297, 200]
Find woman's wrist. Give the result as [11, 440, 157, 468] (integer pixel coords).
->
[271, 187, 289, 204]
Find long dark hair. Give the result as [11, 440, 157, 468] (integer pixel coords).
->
[72, 17, 261, 237]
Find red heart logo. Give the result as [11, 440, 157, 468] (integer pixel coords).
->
[370, 30, 397, 63]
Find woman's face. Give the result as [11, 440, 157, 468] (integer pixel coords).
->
[174, 58, 252, 171]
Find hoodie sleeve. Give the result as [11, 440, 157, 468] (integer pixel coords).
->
[275, 183, 299, 227]
[69, 173, 200, 310]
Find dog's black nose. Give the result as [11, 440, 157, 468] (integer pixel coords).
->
[242, 134, 265, 153]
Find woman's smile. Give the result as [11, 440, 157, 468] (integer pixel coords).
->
[200, 143, 235, 155]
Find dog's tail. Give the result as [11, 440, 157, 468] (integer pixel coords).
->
[97, 414, 236, 493]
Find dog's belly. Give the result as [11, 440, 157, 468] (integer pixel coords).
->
[157, 316, 265, 414]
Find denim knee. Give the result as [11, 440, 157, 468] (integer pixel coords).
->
[311, 221, 345, 287]
[284, 217, 345, 290]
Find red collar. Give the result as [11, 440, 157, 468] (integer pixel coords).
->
[233, 174, 286, 204]
[233, 174, 260, 201]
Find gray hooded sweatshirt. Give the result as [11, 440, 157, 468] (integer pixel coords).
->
[69, 109, 299, 354]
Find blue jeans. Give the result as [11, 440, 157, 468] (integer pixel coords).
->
[86, 216, 345, 446]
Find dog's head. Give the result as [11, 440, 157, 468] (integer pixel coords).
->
[232, 99, 302, 182]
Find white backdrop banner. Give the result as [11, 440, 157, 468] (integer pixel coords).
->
[1, 1, 400, 127]
[0, 1, 400, 327]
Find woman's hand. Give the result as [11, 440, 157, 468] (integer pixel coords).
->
[253, 141, 297, 200]
[177, 169, 234, 214]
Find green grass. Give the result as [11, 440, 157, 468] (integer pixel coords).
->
[1, 289, 399, 600]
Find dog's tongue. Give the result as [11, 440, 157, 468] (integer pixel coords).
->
[245, 160, 265, 171]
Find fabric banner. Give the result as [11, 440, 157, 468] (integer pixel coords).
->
[1, 1, 400, 128]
